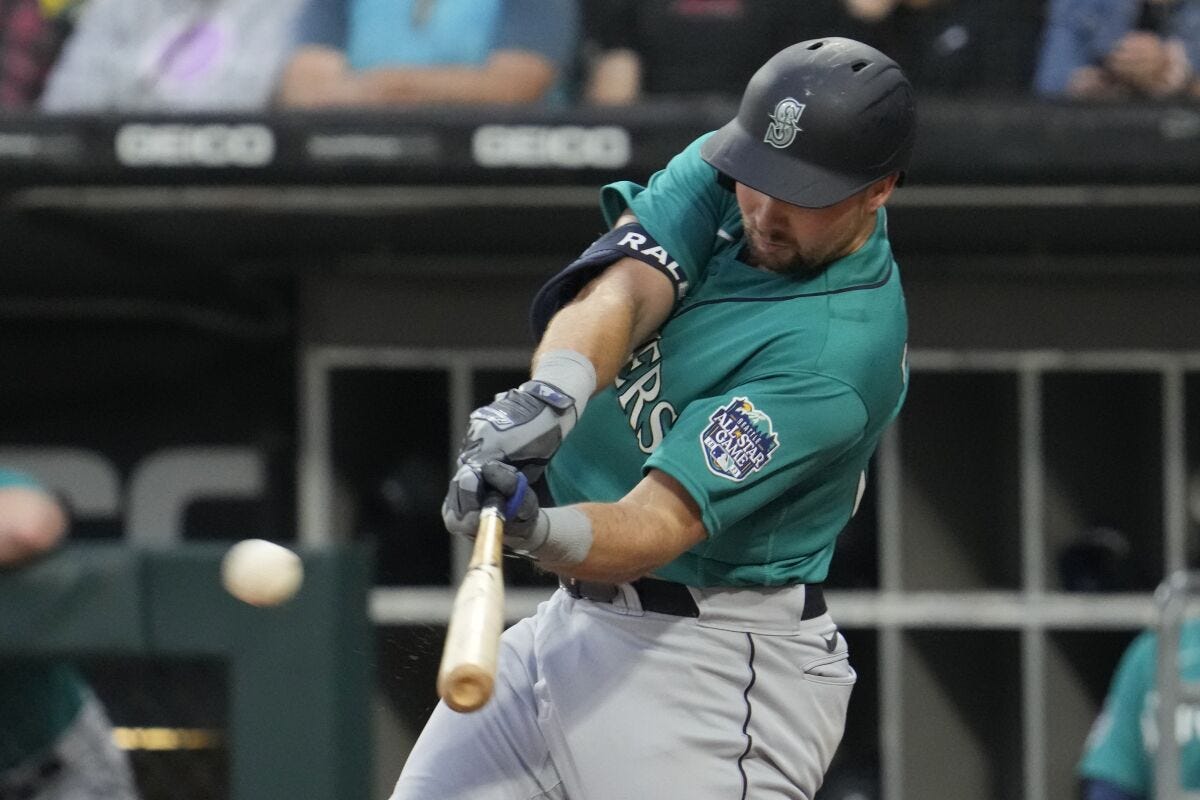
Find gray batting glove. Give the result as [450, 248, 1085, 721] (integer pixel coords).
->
[442, 461, 547, 555]
[459, 380, 576, 482]
[457, 350, 597, 481]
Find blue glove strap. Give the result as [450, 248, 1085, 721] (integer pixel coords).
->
[504, 472, 529, 522]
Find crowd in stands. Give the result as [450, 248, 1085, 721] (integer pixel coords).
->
[0, 0, 1198, 112]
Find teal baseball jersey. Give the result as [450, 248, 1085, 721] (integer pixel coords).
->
[1079, 625, 1200, 796]
[545, 134, 909, 587]
[0, 468, 86, 771]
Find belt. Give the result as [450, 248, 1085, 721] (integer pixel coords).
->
[561, 577, 827, 620]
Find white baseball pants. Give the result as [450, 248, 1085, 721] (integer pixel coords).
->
[392, 583, 855, 800]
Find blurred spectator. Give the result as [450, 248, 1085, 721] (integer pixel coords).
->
[0, 468, 139, 800]
[1035, 0, 1200, 100]
[580, 0, 848, 105]
[1078, 622, 1200, 798]
[276, 0, 578, 108]
[38, 0, 308, 112]
[0, 0, 81, 110]
[842, 0, 1045, 95]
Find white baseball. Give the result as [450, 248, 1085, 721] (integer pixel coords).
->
[221, 539, 304, 607]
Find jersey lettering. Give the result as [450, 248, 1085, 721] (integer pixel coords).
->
[617, 365, 661, 426]
[638, 401, 678, 454]
[610, 226, 689, 300]
[616, 231, 647, 250]
[615, 338, 661, 386]
[615, 337, 677, 454]
[851, 471, 867, 517]
[1141, 691, 1200, 751]
[640, 245, 670, 265]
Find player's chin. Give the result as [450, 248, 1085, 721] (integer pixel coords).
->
[757, 248, 818, 275]
[747, 241, 796, 271]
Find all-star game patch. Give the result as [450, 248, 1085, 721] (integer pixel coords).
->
[700, 397, 780, 482]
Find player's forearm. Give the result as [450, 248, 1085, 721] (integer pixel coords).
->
[543, 501, 701, 584]
[539, 471, 708, 584]
[535, 259, 674, 392]
[535, 286, 636, 393]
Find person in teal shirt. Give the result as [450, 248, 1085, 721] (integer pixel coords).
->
[277, 0, 578, 107]
[394, 38, 916, 800]
[0, 469, 139, 800]
[1080, 625, 1200, 800]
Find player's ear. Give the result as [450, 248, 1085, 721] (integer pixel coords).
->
[864, 173, 899, 212]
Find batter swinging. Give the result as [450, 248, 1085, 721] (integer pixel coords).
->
[393, 37, 917, 800]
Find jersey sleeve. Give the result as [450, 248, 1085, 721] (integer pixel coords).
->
[600, 133, 735, 293]
[1078, 632, 1156, 795]
[643, 372, 868, 538]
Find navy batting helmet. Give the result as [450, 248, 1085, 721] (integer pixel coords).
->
[701, 37, 916, 208]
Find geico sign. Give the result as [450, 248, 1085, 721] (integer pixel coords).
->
[472, 125, 630, 169]
[115, 123, 276, 167]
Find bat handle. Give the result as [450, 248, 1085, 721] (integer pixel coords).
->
[481, 490, 506, 520]
[437, 489, 508, 713]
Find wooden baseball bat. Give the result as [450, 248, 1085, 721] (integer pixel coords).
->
[437, 494, 506, 713]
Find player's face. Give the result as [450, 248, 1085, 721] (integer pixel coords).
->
[735, 181, 886, 275]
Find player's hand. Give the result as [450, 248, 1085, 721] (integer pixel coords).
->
[458, 380, 580, 481]
[442, 461, 547, 556]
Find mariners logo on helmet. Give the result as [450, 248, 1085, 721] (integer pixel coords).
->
[763, 98, 805, 149]
[701, 398, 780, 482]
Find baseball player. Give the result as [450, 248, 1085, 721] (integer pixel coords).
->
[393, 37, 916, 800]
[0, 468, 141, 800]
[1080, 625, 1200, 799]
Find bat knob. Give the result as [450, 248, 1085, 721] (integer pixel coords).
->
[439, 666, 495, 713]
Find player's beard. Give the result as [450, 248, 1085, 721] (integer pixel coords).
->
[743, 227, 836, 277]
[742, 215, 870, 277]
